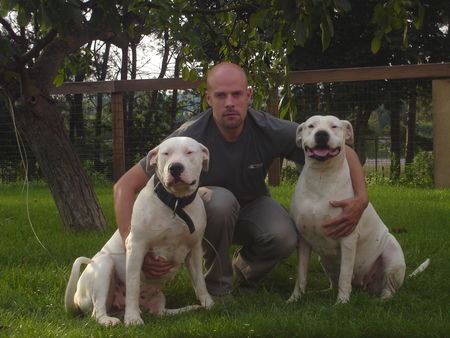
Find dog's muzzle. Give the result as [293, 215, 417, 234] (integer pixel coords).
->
[169, 162, 184, 182]
[305, 130, 340, 162]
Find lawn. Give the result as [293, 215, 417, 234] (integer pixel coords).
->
[0, 182, 449, 337]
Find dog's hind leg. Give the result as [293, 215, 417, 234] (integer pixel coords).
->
[85, 255, 121, 326]
[379, 234, 406, 299]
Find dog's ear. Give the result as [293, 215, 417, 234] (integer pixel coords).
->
[341, 120, 354, 144]
[146, 146, 159, 171]
[199, 143, 210, 172]
[295, 123, 305, 147]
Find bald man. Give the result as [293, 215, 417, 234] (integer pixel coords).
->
[114, 62, 368, 296]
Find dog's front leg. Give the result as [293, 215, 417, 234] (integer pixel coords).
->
[124, 234, 147, 326]
[185, 242, 214, 309]
[336, 235, 357, 304]
[288, 236, 311, 303]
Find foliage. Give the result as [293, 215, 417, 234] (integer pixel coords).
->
[365, 151, 434, 187]
[402, 151, 434, 187]
[280, 163, 301, 185]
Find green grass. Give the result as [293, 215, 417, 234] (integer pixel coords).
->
[0, 182, 449, 337]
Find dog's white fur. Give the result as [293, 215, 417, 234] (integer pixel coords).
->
[65, 137, 213, 326]
[288, 115, 407, 304]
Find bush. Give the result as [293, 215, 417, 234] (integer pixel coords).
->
[366, 151, 434, 187]
[402, 151, 434, 187]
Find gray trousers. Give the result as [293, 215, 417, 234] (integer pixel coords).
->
[198, 186, 298, 296]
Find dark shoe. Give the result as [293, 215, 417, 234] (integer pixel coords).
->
[232, 263, 258, 293]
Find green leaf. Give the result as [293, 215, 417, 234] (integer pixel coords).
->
[279, 103, 289, 119]
[294, 19, 308, 46]
[188, 68, 198, 81]
[272, 31, 283, 50]
[181, 67, 190, 81]
[53, 71, 65, 87]
[414, 3, 424, 29]
[17, 6, 31, 27]
[320, 22, 331, 51]
[371, 34, 382, 54]
[249, 9, 269, 28]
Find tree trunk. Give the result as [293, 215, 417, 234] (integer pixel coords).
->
[67, 72, 86, 147]
[405, 83, 417, 165]
[94, 42, 111, 169]
[390, 100, 401, 181]
[146, 29, 171, 133]
[13, 88, 107, 231]
[125, 42, 138, 168]
[170, 55, 181, 129]
[353, 108, 372, 165]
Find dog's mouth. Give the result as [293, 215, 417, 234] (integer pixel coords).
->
[167, 176, 197, 187]
[305, 146, 341, 162]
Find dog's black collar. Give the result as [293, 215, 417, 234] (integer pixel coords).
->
[153, 175, 197, 234]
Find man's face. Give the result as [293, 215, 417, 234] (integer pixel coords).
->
[205, 66, 253, 133]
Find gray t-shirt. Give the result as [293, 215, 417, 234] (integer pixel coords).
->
[140, 108, 304, 205]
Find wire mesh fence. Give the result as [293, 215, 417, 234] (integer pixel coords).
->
[0, 78, 433, 183]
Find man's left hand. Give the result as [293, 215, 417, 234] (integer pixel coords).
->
[322, 196, 368, 239]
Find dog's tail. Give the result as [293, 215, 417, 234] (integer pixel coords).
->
[408, 258, 430, 278]
[64, 257, 92, 315]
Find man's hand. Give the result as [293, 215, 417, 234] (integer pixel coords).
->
[322, 195, 368, 239]
[142, 252, 174, 277]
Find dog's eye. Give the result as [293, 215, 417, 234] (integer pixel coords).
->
[162, 152, 169, 156]
[331, 125, 338, 129]
[186, 151, 193, 155]
[308, 124, 314, 128]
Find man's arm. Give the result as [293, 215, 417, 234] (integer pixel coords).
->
[113, 163, 173, 276]
[322, 145, 369, 238]
[114, 163, 149, 242]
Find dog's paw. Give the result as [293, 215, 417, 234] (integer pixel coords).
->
[124, 312, 144, 326]
[98, 315, 121, 327]
[335, 296, 350, 304]
[202, 296, 214, 309]
[287, 294, 300, 303]
[287, 289, 305, 303]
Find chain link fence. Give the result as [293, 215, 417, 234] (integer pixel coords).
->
[0, 79, 433, 183]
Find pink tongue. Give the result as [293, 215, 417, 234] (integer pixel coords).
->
[313, 149, 330, 157]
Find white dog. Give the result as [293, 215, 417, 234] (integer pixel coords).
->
[65, 137, 213, 326]
[289, 115, 412, 304]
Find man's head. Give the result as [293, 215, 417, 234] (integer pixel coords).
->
[205, 62, 253, 141]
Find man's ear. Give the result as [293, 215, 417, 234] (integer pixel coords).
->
[146, 146, 159, 171]
[205, 90, 212, 107]
[341, 120, 354, 144]
[295, 123, 305, 147]
[199, 143, 210, 172]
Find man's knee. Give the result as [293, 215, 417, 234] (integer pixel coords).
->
[256, 226, 298, 258]
[199, 186, 240, 221]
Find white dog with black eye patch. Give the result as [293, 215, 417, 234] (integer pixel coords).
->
[288, 115, 409, 304]
[65, 137, 213, 326]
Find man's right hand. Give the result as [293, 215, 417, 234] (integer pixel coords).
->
[142, 252, 174, 277]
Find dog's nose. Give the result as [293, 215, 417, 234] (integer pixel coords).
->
[169, 162, 184, 177]
[315, 130, 329, 146]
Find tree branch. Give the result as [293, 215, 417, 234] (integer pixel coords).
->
[22, 29, 58, 63]
[0, 17, 25, 45]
